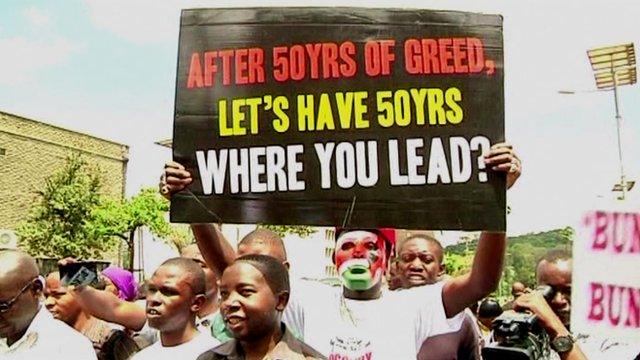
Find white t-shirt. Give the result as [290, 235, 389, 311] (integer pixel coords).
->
[131, 332, 220, 360]
[0, 306, 97, 359]
[287, 280, 464, 359]
[134, 312, 219, 350]
[283, 277, 305, 339]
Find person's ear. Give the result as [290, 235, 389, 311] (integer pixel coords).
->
[438, 263, 445, 277]
[282, 261, 291, 270]
[31, 276, 44, 295]
[191, 294, 206, 313]
[275, 291, 290, 312]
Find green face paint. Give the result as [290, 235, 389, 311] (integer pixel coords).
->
[341, 264, 373, 291]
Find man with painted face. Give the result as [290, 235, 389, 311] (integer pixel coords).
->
[131, 257, 219, 360]
[333, 228, 395, 296]
[299, 227, 496, 358]
[0, 249, 96, 359]
[161, 142, 521, 358]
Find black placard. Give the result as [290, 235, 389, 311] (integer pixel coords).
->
[171, 7, 505, 230]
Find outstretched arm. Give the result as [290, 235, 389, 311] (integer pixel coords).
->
[442, 143, 521, 317]
[72, 285, 146, 331]
[161, 161, 237, 277]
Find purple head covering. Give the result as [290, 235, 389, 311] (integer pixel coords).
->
[101, 266, 137, 301]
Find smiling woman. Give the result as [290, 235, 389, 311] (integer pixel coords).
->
[197, 254, 325, 360]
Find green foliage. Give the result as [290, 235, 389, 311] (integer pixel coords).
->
[17, 154, 116, 259]
[445, 227, 575, 301]
[444, 250, 474, 277]
[17, 154, 174, 268]
[257, 224, 316, 238]
[90, 188, 172, 269]
[90, 188, 171, 241]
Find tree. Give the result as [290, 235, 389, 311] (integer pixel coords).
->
[17, 155, 116, 259]
[445, 227, 575, 302]
[90, 188, 171, 271]
[444, 251, 474, 277]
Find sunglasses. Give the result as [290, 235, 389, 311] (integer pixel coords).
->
[399, 252, 435, 264]
[0, 280, 35, 313]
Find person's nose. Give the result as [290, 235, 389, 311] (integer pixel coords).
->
[44, 296, 56, 310]
[551, 290, 568, 308]
[409, 257, 423, 269]
[353, 243, 367, 258]
[221, 293, 241, 311]
[146, 291, 162, 306]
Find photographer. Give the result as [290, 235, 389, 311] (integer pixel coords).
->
[514, 250, 639, 360]
[514, 288, 585, 360]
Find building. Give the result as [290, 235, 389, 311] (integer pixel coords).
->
[0, 111, 129, 243]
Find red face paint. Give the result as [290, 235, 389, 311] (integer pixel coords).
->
[335, 230, 387, 290]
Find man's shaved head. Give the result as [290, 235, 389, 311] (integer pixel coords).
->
[237, 229, 287, 263]
[395, 235, 445, 288]
[181, 244, 203, 261]
[0, 250, 43, 345]
[0, 249, 39, 284]
[536, 249, 573, 326]
[398, 235, 443, 263]
[147, 257, 206, 333]
[511, 281, 526, 297]
[156, 257, 206, 296]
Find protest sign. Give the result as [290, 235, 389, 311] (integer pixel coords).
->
[573, 209, 640, 341]
[171, 7, 505, 230]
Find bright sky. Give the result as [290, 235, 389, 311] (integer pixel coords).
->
[1, 0, 638, 236]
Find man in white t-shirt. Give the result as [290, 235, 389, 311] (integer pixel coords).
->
[394, 234, 481, 359]
[132, 257, 219, 360]
[0, 249, 97, 359]
[293, 228, 506, 358]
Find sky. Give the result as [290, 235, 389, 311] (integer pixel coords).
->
[1, 0, 638, 236]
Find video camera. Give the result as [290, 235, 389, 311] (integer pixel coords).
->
[481, 285, 555, 360]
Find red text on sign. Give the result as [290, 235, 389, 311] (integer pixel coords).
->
[587, 211, 640, 254]
[588, 282, 640, 328]
[273, 42, 356, 82]
[404, 37, 490, 75]
[187, 48, 266, 88]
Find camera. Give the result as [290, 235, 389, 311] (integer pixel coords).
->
[481, 286, 554, 360]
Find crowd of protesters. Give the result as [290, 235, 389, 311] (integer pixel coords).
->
[1, 143, 638, 359]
